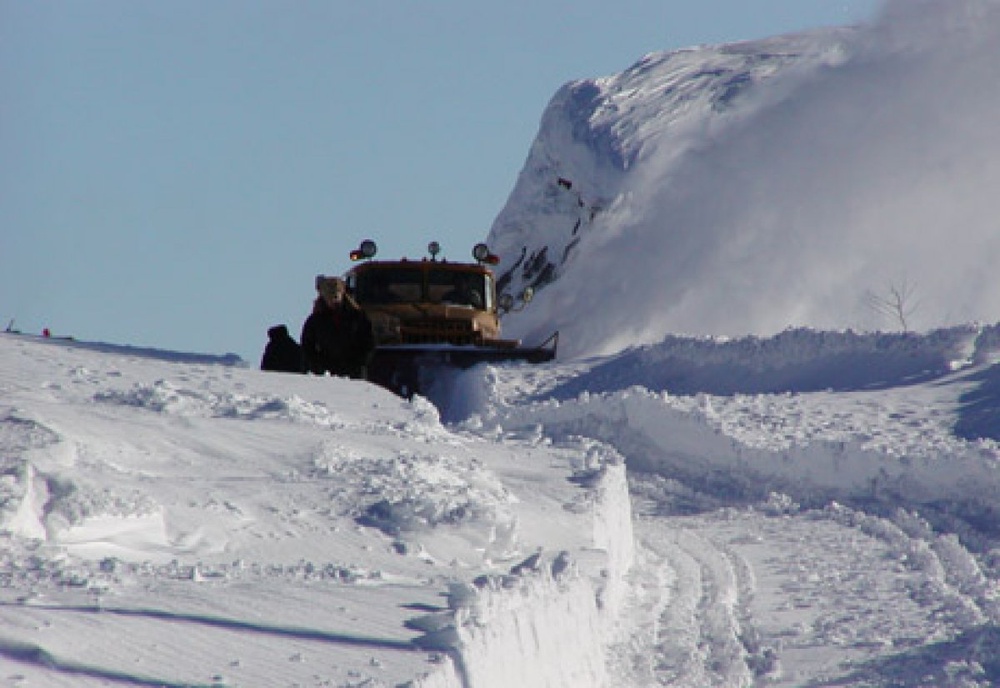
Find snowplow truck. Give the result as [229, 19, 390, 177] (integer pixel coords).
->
[342, 240, 557, 397]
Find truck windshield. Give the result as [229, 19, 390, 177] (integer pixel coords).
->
[428, 270, 489, 309]
[354, 268, 492, 309]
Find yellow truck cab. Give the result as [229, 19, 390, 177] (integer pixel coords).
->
[342, 240, 556, 397]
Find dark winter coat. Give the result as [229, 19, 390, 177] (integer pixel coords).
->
[261, 324, 305, 373]
[300, 300, 375, 379]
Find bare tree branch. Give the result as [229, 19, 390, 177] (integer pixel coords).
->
[864, 277, 919, 332]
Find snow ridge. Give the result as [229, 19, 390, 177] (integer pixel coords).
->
[477, 326, 1000, 525]
[408, 461, 633, 688]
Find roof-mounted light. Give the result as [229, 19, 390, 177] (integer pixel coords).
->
[428, 241, 441, 260]
[350, 239, 378, 261]
[473, 242, 499, 265]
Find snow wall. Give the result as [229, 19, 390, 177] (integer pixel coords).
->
[410, 461, 633, 688]
[484, 326, 1000, 518]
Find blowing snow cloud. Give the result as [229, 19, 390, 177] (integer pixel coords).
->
[497, 0, 1000, 358]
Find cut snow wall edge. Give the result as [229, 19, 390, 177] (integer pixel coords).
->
[409, 462, 634, 688]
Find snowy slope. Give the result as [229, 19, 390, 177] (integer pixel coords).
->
[0, 333, 632, 687]
[3, 321, 1000, 686]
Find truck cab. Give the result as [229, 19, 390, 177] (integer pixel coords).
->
[340, 240, 556, 397]
[345, 240, 523, 350]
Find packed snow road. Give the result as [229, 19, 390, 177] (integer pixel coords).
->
[467, 327, 1000, 687]
[609, 497, 998, 687]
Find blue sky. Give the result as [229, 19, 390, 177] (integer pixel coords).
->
[1, 0, 879, 360]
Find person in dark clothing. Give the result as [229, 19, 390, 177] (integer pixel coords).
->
[260, 324, 305, 373]
[301, 276, 375, 379]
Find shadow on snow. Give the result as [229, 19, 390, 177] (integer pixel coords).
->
[801, 623, 1000, 687]
[0, 600, 426, 686]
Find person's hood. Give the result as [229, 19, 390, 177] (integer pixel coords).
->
[268, 324, 291, 340]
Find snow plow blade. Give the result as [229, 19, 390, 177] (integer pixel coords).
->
[368, 332, 558, 398]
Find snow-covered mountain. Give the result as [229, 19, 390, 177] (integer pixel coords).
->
[490, 0, 1000, 359]
[488, 30, 850, 303]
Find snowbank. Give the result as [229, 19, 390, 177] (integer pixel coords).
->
[407, 447, 633, 687]
[480, 325, 1000, 522]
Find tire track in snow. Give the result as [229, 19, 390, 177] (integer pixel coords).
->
[609, 516, 755, 687]
[617, 496, 999, 688]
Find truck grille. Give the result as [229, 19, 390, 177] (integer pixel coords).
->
[399, 319, 483, 346]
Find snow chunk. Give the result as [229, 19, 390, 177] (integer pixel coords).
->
[353, 451, 516, 538]
[94, 380, 343, 426]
